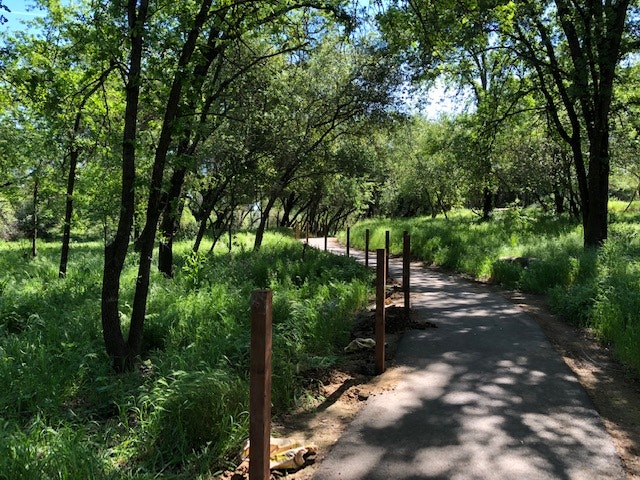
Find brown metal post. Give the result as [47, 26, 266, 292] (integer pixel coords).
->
[385, 230, 390, 280]
[403, 232, 410, 316]
[376, 249, 386, 374]
[346, 226, 350, 257]
[365, 228, 370, 267]
[250, 290, 273, 480]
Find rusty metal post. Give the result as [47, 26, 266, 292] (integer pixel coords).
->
[346, 226, 350, 257]
[250, 290, 273, 480]
[376, 249, 386, 374]
[403, 232, 410, 316]
[385, 230, 390, 280]
[365, 228, 370, 267]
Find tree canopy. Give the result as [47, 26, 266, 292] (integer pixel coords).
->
[1, 0, 640, 367]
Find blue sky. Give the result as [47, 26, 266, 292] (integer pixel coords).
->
[1, 0, 45, 33]
[0, 0, 459, 118]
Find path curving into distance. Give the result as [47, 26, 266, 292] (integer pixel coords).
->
[307, 236, 625, 480]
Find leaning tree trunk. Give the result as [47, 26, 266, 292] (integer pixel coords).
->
[59, 147, 78, 278]
[279, 191, 298, 227]
[128, 0, 213, 361]
[254, 195, 278, 251]
[101, 0, 148, 372]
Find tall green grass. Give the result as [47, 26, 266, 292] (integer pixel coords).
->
[344, 201, 640, 377]
[0, 233, 372, 478]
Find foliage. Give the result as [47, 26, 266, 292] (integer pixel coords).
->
[346, 202, 640, 376]
[0, 232, 371, 477]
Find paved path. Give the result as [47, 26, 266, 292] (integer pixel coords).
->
[307, 237, 625, 480]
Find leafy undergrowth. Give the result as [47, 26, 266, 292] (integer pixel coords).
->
[0, 232, 372, 479]
[344, 201, 640, 378]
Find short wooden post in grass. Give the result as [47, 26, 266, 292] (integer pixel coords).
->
[365, 228, 370, 268]
[403, 231, 410, 316]
[346, 226, 351, 257]
[250, 290, 273, 480]
[385, 230, 390, 280]
[305, 224, 309, 244]
[376, 248, 386, 375]
[295, 223, 300, 240]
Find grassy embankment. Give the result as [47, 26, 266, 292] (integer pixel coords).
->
[342, 200, 640, 377]
[0, 232, 372, 479]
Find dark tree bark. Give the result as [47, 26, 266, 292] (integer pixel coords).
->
[553, 189, 565, 215]
[515, 0, 631, 247]
[254, 195, 277, 250]
[59, 69, 111, 278]
[101, 0, 148, 372]
[128, 0, 214, 361]
[279, 191, 298, 227]
[31, 178, 38, 258]
[158, 167, 187, 277]
[59, 147, 77, 277]
[481, 187, 493, 220]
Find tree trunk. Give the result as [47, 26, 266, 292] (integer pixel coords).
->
[254, 195, 277, 250]
[193, 212, 211, 253]
[279, 191, 297, 227]
[123, 0, 214, 363]
[59, 147, 78, 278]
[553, 189, 565, 215]
[31, 178, 38, 258]
[583, 128, 610, 247]
[481, 187, 493, 220]
[101, 0, 148, 372]
[158, 167, 187, 277]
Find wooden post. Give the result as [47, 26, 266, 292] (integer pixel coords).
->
[376, 249, 386, 374]
[346, 226, 350, 257]
[250, 290, 273, 480]
[403, 232, 410, 316]
[324, 225, 328, 251]
[385, 230, 390, 280]
[305, 225, 309, 244]
[365, 228, 370, 267]
[295, 224, 300, 240]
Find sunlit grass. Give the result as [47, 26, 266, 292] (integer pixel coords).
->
[0, 232, 372, 478]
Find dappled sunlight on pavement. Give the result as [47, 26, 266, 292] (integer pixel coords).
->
[306, 237, 625, 480]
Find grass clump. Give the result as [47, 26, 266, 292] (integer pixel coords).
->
[0, 232, 372, 478]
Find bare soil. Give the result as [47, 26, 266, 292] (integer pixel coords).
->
[220, 282, 640, 480]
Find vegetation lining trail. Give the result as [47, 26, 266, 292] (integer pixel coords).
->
[343, 204, 640, 378]
[0, 233, 371, 478]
